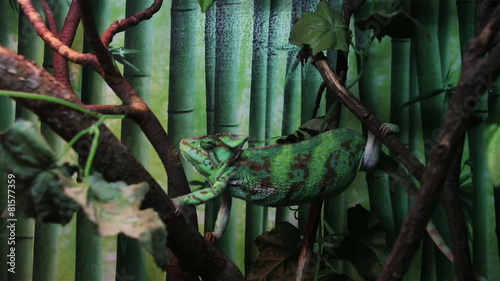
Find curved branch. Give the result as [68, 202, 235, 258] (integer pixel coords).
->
[101, 0, 163, 46]
[39, 0, 58, 34]
[77, 0, 192, 198]
[0, 46, 244, 280]
[17, 0, 98, 69]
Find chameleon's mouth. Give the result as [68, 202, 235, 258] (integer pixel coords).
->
[180, 151, 207, 181]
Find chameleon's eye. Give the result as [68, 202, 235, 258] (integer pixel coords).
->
[201, 140, 216, 150]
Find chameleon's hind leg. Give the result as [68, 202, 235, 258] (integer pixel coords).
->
[361, 123, 399, 170]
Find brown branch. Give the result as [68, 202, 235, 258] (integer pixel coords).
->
[75, 0, 192, 199]
[311, 52, 426, 180]
[84, 104, 131, 116]
[53, 0, 81, 89]
[17, 0, 98, 69]
[440, 136, 474, 281]
[378, 6, 500, 280]
[0, 46, 244, 280]
[39, 0, 58, 34]
[101, 0, 163, 46]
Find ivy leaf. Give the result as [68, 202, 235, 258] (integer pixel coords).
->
[335, 205, 388, 280]
[0, 121, 80, 223]
[291, 1, 349, 54]
[198, 0, 216, 12]
[247, 222, 315, 280]
[0, 120, 56, 182]
[63, 173, 167, 268]
[355, 10, 421, 42]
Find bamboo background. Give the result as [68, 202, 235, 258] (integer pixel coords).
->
[0, 0, 499, 280]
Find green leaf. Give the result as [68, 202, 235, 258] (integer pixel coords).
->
[335, 205, 387, 280]
[290, 1, 349, 54]
[63, 173, 167, 268]
[29, 166, 80, 224]
[354, 10, 421, 41]
[0, 120, 56, 182]
[198, 0, 216, 12]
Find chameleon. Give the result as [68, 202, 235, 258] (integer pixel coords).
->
[172, 124, 454, 262]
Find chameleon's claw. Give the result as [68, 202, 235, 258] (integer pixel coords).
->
[204, 232, 218, 243]
[380, 123, 400, 136]
[172, 198, 182, 216]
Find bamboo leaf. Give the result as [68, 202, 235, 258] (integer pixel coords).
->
[198, 0, 216, 12]
[290, 1, 349, 54]
[355, 11, 421, 42]
[400, 89, 446, 108]
[63, 173, 167, 268]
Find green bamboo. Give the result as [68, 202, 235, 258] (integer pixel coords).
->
[204, 4, 217, 236]
[276, 0, 302, 224]
[32, 1, 71, 279]
[406, 46, 424, 280]
[213, 0, 243, 264]
[245, 0, 270, 273]
[75, 2, 108, 280]
[390, 37, 411, 234]
[411, 1, 454, 279]
[354, 3, 396, 246]
[455, 1, 493, 276]
[115, 0, 158, 279]
[9, 5, 45, 280]
[75, 210, 102, 281]
[0, 3, 16, 279]
[438, 0, 454, 78]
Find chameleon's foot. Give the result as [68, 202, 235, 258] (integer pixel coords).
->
[172, 198, 182, 216]
[204, 232, 218, 243]
[380, 123, 400, 136]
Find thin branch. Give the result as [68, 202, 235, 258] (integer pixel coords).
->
[441, 136, 474, 281]
[17, 0, 99, 69]
[85, 105, 131, 116]
[76, 0, 192, 198]
[378, 6, 500, 279]
[311, 52, 426, 180]
[39, 0, 58, 34]
[101, 0, 163, 46]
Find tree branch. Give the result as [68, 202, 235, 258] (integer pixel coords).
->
[311, 52, 426, 180]
[17, 0, 99, 69]
[378, 6, 500, 280]
[101, 0, 163, 46]
[0, 46, 244, 281]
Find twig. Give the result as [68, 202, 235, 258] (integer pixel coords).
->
[17, 0, 99, 69]
[101, 0, 163, 46]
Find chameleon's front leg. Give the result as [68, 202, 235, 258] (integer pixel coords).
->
[205, 193, 232, 243]
[172, 178, 228, 212]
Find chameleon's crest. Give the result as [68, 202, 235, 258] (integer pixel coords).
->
[179, 133, 248, 181]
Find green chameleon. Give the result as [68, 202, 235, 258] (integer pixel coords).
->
[172, 124, 454, 262]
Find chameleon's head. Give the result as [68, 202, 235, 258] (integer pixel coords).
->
[179, 133, 248, 180]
